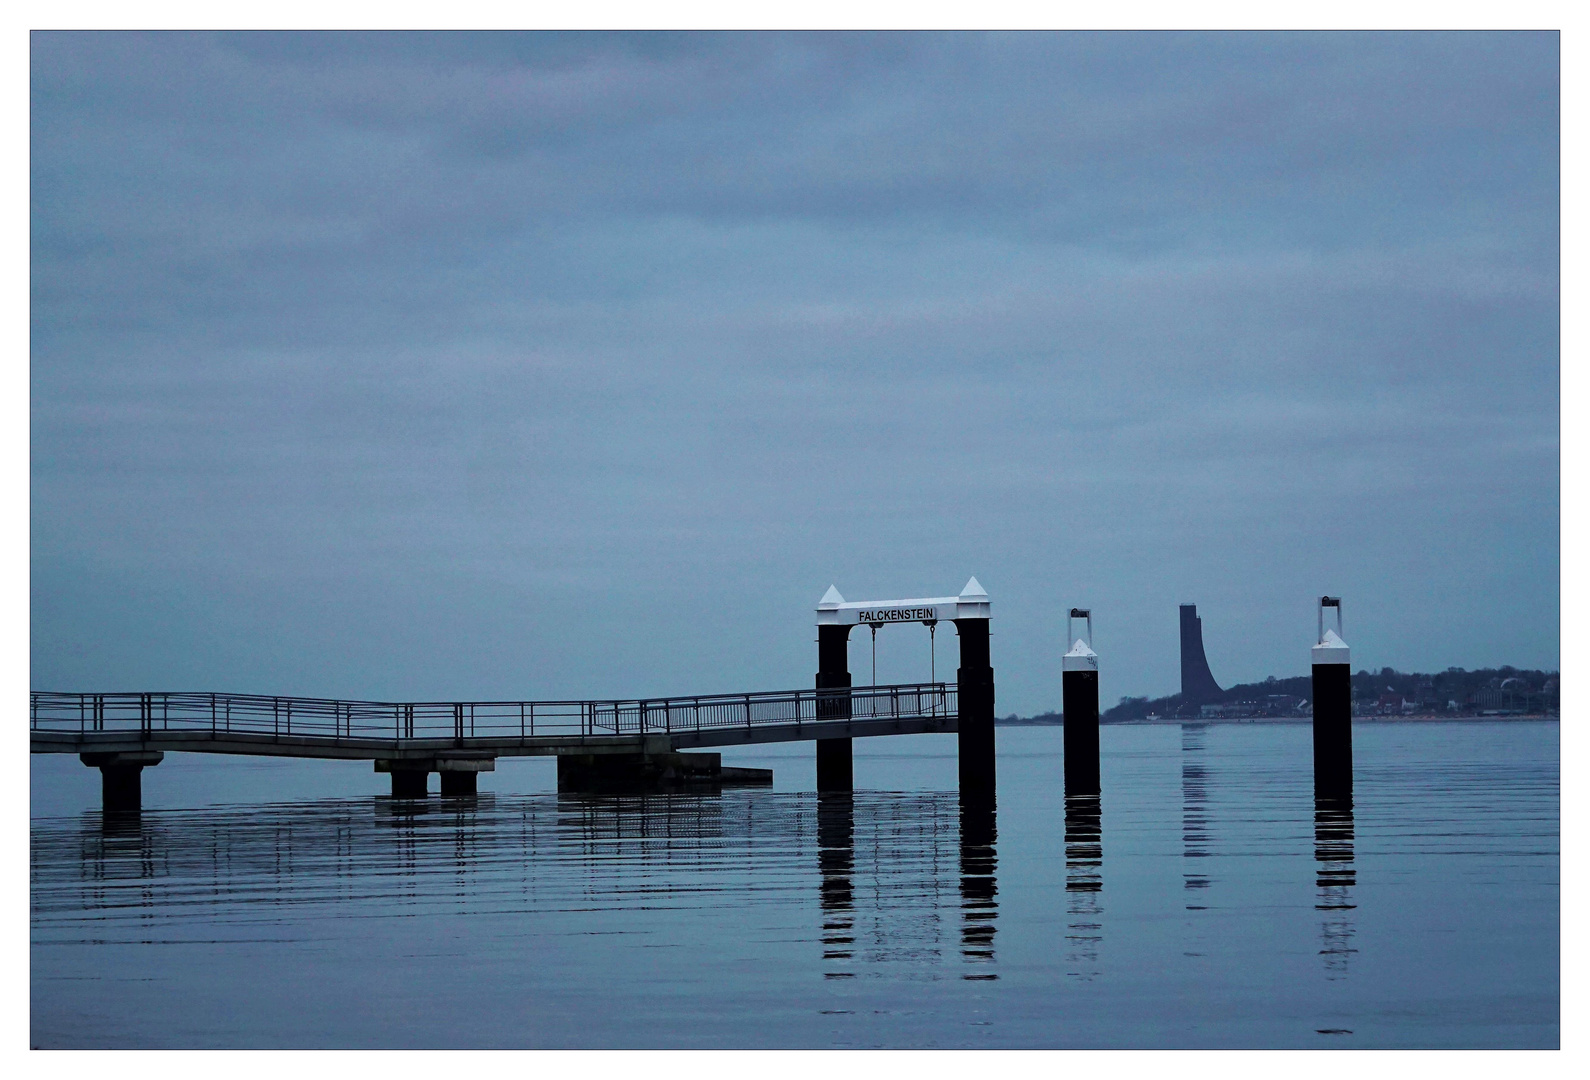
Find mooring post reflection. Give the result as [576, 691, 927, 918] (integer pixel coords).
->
[1314, 794, 1357, 978]
[1063, 794, 1103, 980]
[1181, 723, 1211, 903]
[816, 792, 855, 975]
[958, 791, 998, 977]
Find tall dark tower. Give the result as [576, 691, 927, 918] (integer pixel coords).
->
[1179, 604, 1224, 704]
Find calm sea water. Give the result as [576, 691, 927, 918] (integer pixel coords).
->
[30, 722, 1558, 1048]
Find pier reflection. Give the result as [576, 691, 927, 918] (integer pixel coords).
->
[817, 793, 855, 975]
[1181, 724, 1211, 903]
[958, 792, 998, 978]
[820, 792, 964, 978]
[1064, 794, 1102, 980]
[1314, 795, 1357, 978]
[37, 790, 976, 985]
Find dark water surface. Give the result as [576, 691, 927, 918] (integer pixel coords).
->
[30, 722, 1558, 1048]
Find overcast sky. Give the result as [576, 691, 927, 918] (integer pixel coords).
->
[30, 31, 1559, 715]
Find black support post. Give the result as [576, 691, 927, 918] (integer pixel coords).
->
[439, 771, 477, 796]
[1063, 667, 1100, 795]
[80, 752, 164, 815]
[390, 768, 429, 799]
[956, 618, 996, 794]
[1312, 597, 1353, 800]
[101, 765, 142, 813]
[1313, 663, 1352, 798]
[1062, 609, 1100, 795]
[815, 623, 854, 791]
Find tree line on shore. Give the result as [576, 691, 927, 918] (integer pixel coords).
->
[998, 666, 1559, 724]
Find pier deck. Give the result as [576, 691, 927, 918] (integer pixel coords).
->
[31, 683, 958, 761]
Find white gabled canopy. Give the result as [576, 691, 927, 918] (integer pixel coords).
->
[817, 579, 990, 625]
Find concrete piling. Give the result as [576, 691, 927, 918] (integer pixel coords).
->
[387, 767, 429, 799]
[955, 579, 995, 795]
[378, 755, 495, 798]
[439, 772, 475, 796]
[1062, 608, 1100, 796]
[81, 751, 163, 814]
[815, 591, 855, 791]
[1312, 596, 1352, 799]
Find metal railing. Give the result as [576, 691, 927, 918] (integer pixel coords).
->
[30, 684, 955, 744]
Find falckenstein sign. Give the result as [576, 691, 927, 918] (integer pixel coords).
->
[857, 607, 940, 624]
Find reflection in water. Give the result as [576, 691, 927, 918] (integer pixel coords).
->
[1314, 795, 1357, 979]
[817, 793, 855, 975]
[1063, 794, 1102, 981]
[1182, 724, 1211, 903]
[35, 790, 978, 982]
[958, 793, 998, 978]
[850, 794, 959, 974]
[31, 726, 1560, 1049]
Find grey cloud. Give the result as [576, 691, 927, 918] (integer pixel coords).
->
[31, 31, 1557, 713]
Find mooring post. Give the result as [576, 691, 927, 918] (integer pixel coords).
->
[80, 751, 164, 815]
[815, 586, 855, 791]
[1312, 596, 1352, 799]
[955, 577, 995, 795]
[1063, 608, 1100, 796]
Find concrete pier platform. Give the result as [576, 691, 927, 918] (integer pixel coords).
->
[80, 751, 163, 813]
[557, 751, 772, 792]
[377, 754, 497, 798]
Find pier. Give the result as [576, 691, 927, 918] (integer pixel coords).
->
[32, 579, 994, 812]
[31, 683, 960, 809]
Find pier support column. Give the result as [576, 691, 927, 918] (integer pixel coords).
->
[1312, 597, 1353, 800]
[1062, 613, 1100, 796]
[956, 611, 995, 795]
[391, 769, 429, 798]
[438, 755, 495, 797]
[439, 771, 475, 796]
[377, 760, 431, 798]
[81, 752, 163, 815]
[815, 621, 854, 792]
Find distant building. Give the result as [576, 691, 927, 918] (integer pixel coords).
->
[1179, 604, 1224, 705]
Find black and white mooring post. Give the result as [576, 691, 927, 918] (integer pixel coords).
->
[816, 578, 995, 793]
[1312, 596, 1352, 799]
[1062, 608, 1100, 796]
[815, 586, 855, 791]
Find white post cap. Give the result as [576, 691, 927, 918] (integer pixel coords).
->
[956, 576, 989, 619]
[1063, 637, 1098, 672]
[1312, 628, 1350, 666]
[818, 585, 845, 610]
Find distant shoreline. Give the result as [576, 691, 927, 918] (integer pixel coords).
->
[996, 714, 1558, 727]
